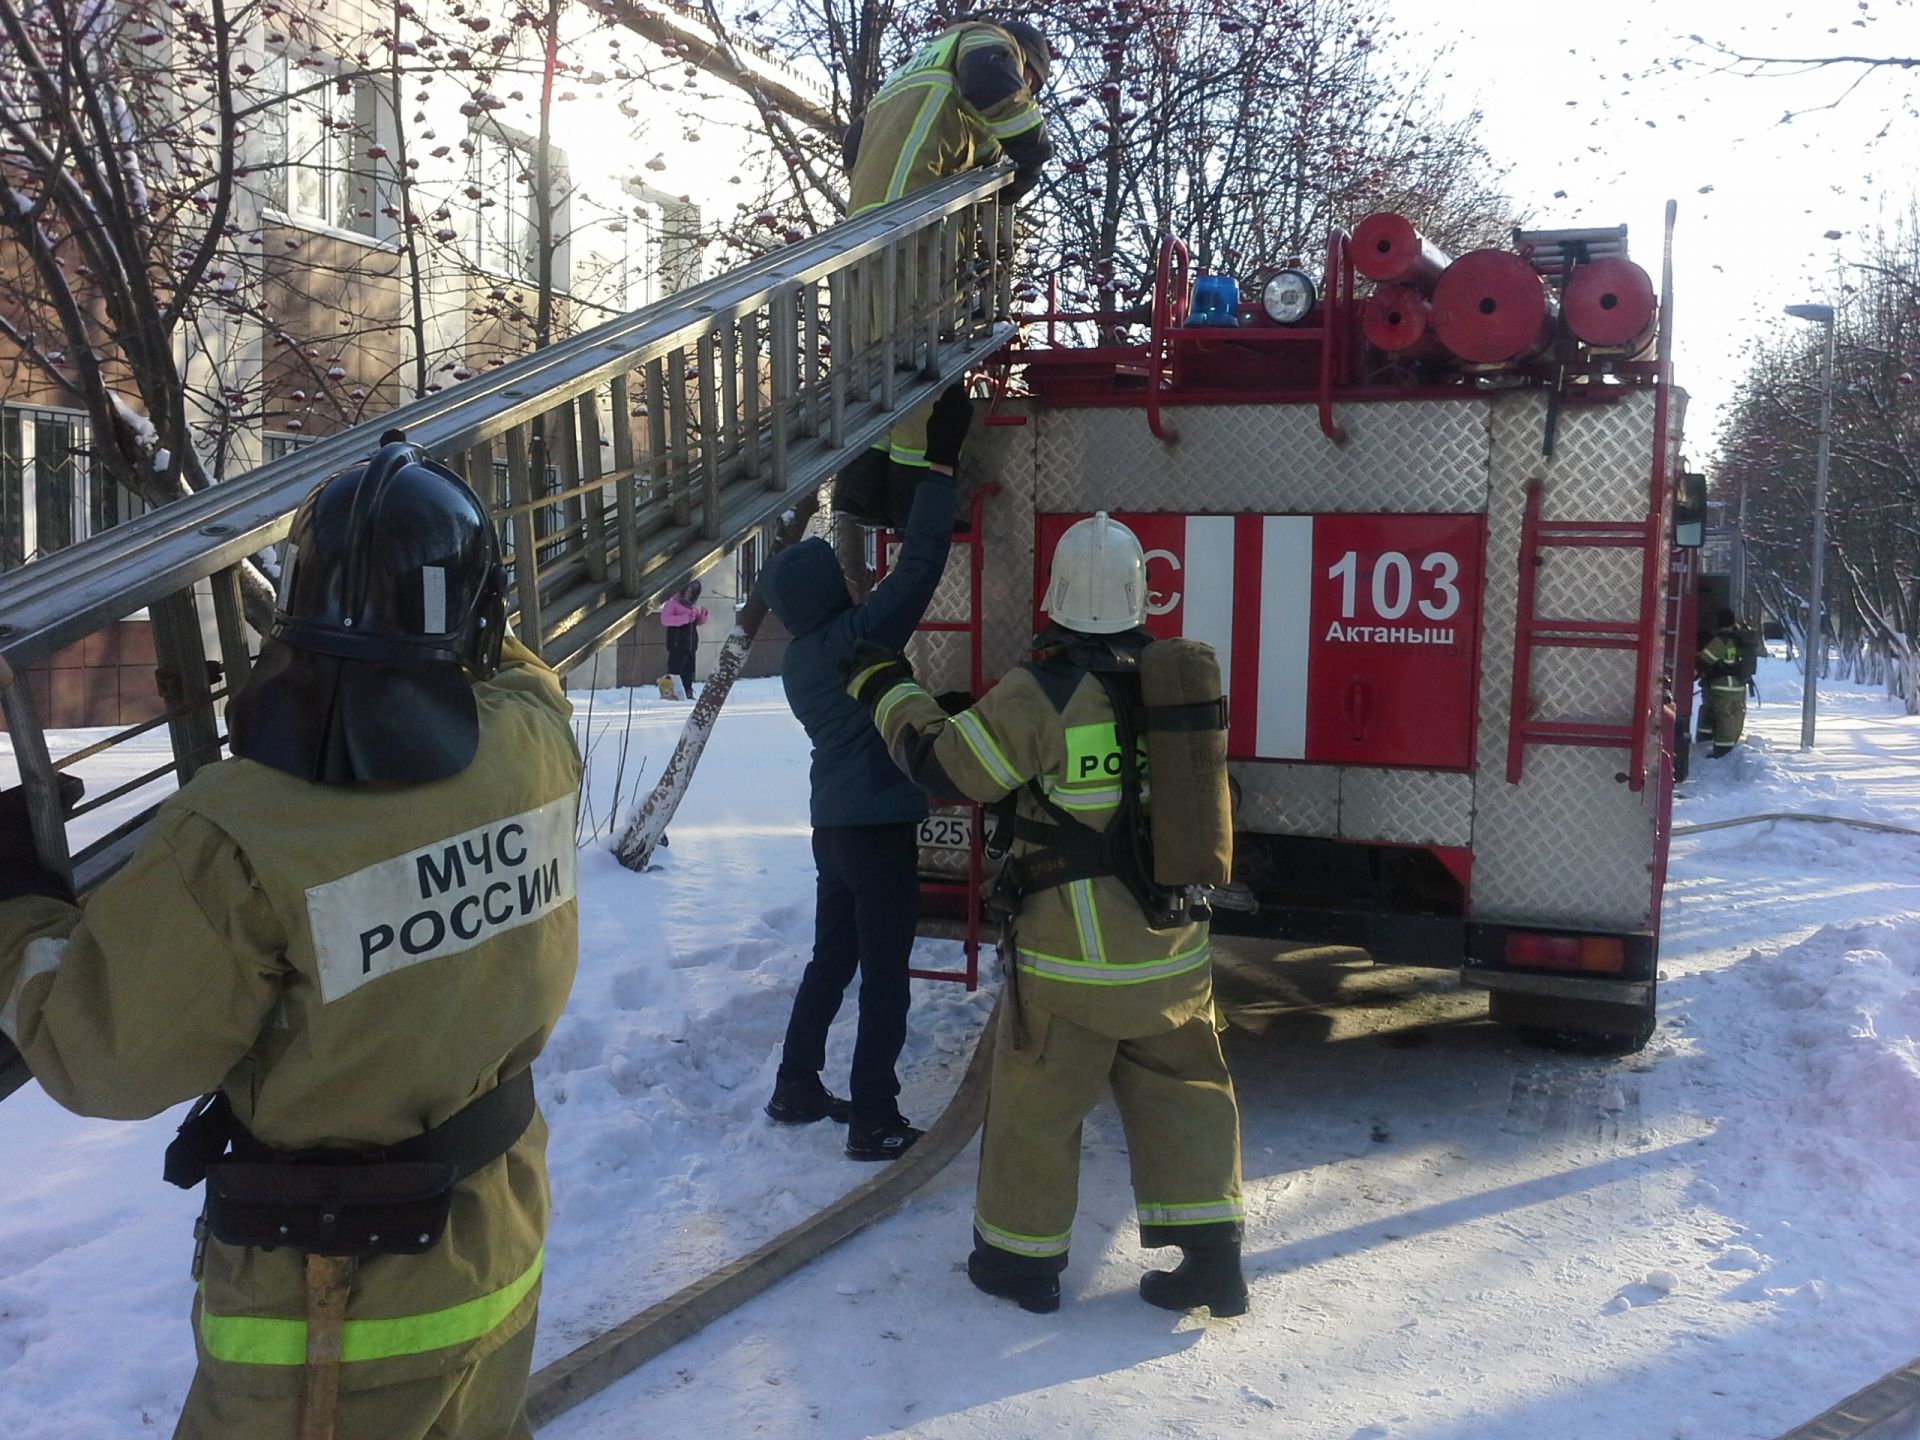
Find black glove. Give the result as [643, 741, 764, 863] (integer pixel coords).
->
[0, 775, 83, 904]
[1007, 166, 1044, 203]
[934, 690, 975, 716]
[841, 640, 916, 709]
[923, 383, 975, 471]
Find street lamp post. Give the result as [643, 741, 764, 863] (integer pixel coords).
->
[1784, 302, 1835, 751]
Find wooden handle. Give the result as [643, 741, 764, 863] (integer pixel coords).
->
[299, 1254, 355, 1440]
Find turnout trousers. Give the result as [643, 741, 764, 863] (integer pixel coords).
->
[973, 993, 1243, 1274]
[1700, 687, 1747, 752]
[174, 1309, 536, 1440]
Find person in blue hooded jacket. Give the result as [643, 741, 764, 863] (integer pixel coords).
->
[761, 385, 974, 1161]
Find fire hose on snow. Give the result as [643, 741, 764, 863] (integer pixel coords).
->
[524, 999, 1000, 1429]
[1670, 812, 1920, 840]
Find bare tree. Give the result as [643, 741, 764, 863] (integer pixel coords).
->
[1682, 2, 1920, 124]
[699, 1, 1510, 322]
[1717, 212, 1920, 711]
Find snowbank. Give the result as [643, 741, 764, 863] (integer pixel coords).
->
[5, 659, 1920, 1439]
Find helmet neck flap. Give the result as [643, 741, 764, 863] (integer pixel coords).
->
[228, 442, 508, 785]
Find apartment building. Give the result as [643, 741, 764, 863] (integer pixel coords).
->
[2, 1, 828, 724]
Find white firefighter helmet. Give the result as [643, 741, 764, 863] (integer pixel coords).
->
[1043, 511, 1147, 634]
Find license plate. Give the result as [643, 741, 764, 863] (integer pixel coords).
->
[918, 811, 971, 853]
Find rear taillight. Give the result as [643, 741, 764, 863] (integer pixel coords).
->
[1504, 932, 1625, 973]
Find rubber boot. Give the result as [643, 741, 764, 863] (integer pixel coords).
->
[1139, 1241, 1249, 1318]
[967, 1248, 1061, 1315]
[765, 1072, 851, 1125]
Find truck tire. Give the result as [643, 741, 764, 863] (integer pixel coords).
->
[1489, 981, 1657, 1056]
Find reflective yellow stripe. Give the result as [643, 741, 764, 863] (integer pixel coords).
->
[1043, 785, 1121, 813]
[984, 104, 1042, 139]
[954, 29, 1009, 56]
[1138, 1200, 1245, 1226]
[953, 710, 1021, 789]
[975, 1214, 1071, 1257]
[882, 77, 957, 203]
[873, 681, 920, 736]
[1068, 880, 1106, 963]
[199, 1248, 544, 1366]
[1016, 942, 1212, 987]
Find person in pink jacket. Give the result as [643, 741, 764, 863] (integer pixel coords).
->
[661, 581, 710, 698]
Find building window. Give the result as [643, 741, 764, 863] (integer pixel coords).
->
[735, 524, 769, 602]
[469, 123, 569, 287]
[260, 56, 383, 237]
[629, 181, 704, 296]
[611, 208, 656, 312]
[0, 410, 22, 570]
[263, 432, 317, 465]
[0, 405, 135, 572]
[490, 455, 568, 569]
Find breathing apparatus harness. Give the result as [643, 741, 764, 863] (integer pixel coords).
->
[986, 628, 1226, 932]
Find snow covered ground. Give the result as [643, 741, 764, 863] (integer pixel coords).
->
[4, 656, 1919, 1440]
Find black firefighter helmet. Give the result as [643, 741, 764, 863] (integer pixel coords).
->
[228, 442, 508, 785]
[997, 17, 1052, 93]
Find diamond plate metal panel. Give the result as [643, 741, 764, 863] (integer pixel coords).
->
[1531, 646, 1640, 725]
[1537, 546, 1640, 624]
[973, 434, 1039, 682]
[904, 629, 974, 697]
[1339, 769, 1473, 847]
[1472, 390, 1658, 928]
[915, 546, 974, 626]
[1469, 746, 1659, 923]
[1035, 401, 1493, 514]
[1231, 761, 1340, 836]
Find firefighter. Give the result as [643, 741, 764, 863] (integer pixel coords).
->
[0, 443, 580, 1439]
[1696, 606, 1756, 758]
[840, 16, 1052, 489]
[844, 513, 1247, 1318]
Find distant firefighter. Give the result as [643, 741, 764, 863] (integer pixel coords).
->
[1697, 607, 1759, 758]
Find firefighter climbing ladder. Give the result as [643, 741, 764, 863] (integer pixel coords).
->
[0, 166, 1021, 1101]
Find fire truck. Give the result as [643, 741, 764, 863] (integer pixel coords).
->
[901, 204, 1707, 1055]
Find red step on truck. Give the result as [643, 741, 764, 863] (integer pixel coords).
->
[899, 205, 1706, 1054]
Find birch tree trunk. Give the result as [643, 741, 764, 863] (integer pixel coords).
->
[614, 495, 819, 870]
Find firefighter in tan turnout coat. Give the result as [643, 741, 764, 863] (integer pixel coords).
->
[846, 512, 1247, 1317]
[842, 17, 1052, 478]
[0, 444, 579, 1438]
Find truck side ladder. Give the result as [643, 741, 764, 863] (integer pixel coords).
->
[1504, 477, 1662, 792]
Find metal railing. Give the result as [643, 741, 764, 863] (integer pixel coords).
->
[0, 167, 1019, 903]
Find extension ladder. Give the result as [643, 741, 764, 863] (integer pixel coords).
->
[0, 169, 1023, 1100]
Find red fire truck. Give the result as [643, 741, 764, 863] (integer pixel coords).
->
[903, 205, 1705, 1055]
